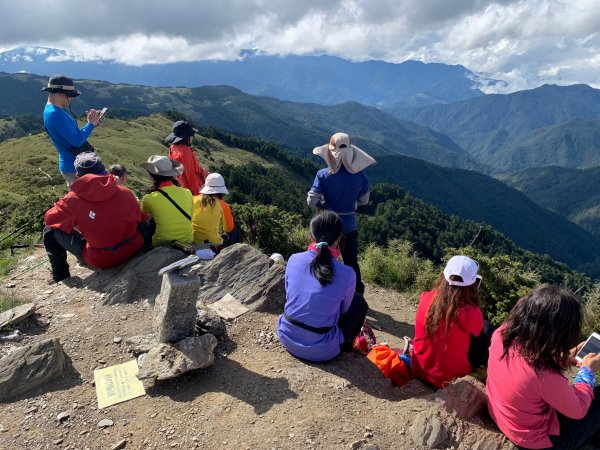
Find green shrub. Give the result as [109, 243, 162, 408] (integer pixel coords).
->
[361, 239, 438, 299]
[582, 283, 600, 338]
[448, 247, 540, 325]
[231, 203, 308, 257]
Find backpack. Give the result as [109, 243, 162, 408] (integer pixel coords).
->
[367, 345, 413, 387]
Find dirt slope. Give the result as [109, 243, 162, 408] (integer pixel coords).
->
[0, 250, 508, 450]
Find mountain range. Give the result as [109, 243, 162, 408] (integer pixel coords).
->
[392, 84, 600, 174]
[0, 72, 479, 170]
[0, 46, 500, 108]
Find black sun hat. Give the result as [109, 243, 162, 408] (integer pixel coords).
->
[41, 74, 81, 98]
[165, 120, 198, 144]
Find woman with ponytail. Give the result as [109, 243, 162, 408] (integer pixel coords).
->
[277, 210, 369, 362]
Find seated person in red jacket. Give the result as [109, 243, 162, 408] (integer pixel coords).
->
[411, 255, 494, 388]
[43, 152, 152, 283]
[166, 120, 209, 195]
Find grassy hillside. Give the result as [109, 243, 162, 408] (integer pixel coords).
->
[0, 72, 479, 170]
[391, 84, 600, 173]
[368, 155, 600, 275]
[504, 165, 600, 238]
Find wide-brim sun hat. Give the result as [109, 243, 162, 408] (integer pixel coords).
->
[165, 120, 198, 144]
[200, 173, 228, 195]
[41, 74, 81, 98]
[140, 155, 184, 177]
[313, 132, 376, 174]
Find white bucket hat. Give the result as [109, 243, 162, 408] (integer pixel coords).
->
[312, 132, 376, 174]
[200, 173, 229, 195]
[140, 155, 184, 177]
[443, 255, 480, 287]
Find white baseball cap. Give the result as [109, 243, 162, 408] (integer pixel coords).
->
[443, 255, 480, 287]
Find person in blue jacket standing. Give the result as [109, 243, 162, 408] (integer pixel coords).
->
[307, 132, 376, 294]
[42, 75, 102, 187]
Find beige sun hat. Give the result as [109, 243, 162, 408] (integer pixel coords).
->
[312, 132, 376, 174]
[200, 173, 229, 195]
[140, 155, 184, 177]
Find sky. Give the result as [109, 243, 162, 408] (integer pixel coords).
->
[1, 0, 599, 92]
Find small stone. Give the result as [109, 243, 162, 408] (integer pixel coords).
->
[0, 424, 7, 432]
[97, 359, 106, 364]
[111, 439, 128, 450]
[351, 439, 367, 450]
[150, 413, 158, 418]
[26, 406, 38, 414]
[79, 430, 89, 436]
[53, 438, 63, 445]
[97, 419, 114, 428]
[4, 283, 16, 288]
[363, 432, 373, 438]
[57, 411, 70, 422]
[113, 337, 122, 344]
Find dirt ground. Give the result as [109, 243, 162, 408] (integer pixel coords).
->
[1, 250, 508, 450]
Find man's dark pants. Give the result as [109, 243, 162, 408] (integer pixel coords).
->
[340, 230, 365, 294]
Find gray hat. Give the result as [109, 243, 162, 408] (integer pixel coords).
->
[41, 75, 81, 98]
[75, 152, 106, 176]
[140, 155, 184, 177]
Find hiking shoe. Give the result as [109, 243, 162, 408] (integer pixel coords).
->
[352, 322, 378, 354]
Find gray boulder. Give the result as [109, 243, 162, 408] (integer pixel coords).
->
[0, 338, 65, 402]
[194, 244, 285, 311]
[409, 413, 448, 448]
[82, 246, 186, 304]
[436, 376, 487, 419]
[0, 303, 35, 329]
[137, 334, 218, 382]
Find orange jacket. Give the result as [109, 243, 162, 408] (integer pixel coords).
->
[169, 144, 208, 195]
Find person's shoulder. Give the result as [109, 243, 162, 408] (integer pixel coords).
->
[316, 168, 330, 177]
[333, 259, 354, 276]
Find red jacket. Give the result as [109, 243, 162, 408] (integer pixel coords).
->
[411, 289, 484, 388]
[169, 144, 208, 195]
[44, 174, 148, 269]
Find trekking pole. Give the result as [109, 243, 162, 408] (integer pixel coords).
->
[0, 210, 47, 245]
[9, 258, 50, 281]
[469, 226, 487, 247]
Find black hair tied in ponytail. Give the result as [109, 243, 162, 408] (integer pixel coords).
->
[309, 210, 343, 286]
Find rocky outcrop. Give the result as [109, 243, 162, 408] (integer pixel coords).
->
[83, 247, 187, 305]
[137, 335, 218, 382]
[192, 243, 285, 311]
[0, 338, 65, 402]
[0, 303, 35, 329]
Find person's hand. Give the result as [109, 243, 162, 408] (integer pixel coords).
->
[582, 353, 600, 372]
[86, 109, 101, 126]
[568, 341, 585, 366]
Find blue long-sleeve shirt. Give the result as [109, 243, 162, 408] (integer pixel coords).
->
[277, 250, 356, 362]
[307, 165, 369, 233]
[43, 103, 94, 173]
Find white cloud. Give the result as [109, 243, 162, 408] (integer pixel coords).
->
[1, 0, 599, 91]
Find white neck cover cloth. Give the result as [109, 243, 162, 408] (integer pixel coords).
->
[312, 140, 376, 174]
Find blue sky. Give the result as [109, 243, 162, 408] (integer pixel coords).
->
[1, 0, 598, 92]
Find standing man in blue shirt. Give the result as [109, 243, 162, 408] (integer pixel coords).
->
[42, 75, 102, 187]
[307, 132, 376, 294]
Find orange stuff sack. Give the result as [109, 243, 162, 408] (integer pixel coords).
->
[367, 345, 413, 387]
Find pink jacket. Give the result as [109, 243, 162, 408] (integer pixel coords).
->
[486, 325, 594, 449]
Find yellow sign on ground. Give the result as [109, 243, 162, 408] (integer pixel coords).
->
[94, 360, 146, 409]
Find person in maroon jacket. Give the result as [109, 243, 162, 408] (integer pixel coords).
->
[43, 152, 151, 283]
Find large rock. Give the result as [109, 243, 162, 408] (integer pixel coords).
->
[0, 303, 35, 329]
[409, 412, 448, 448]
[83, 247, 187, 304]
[137, 334, 218, 382]
[194, 244, 285, 311]
[0, 338, 65, 402]
[154, 272, 200, 343]
[435, 376, 487, 419]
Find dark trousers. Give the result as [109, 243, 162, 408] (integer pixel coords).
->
[43, 226, 86, 282]
[221, 226, 240, 248]
[468, 319, 495, 369]
[339, 293, 369, 352]
[340, 230, 365, 294]
[43, 221, 154, 282]
[515, 386, 600, 450]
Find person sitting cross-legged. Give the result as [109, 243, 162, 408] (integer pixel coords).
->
[43, 152, 152, 283]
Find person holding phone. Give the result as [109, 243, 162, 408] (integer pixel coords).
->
[411, 255, 494, 388]
[42, 75, 102, 188]
[487, 285, 600, 449]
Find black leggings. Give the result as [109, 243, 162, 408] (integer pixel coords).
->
[468, 319, 495, 369]
[339, 292, 369, 352]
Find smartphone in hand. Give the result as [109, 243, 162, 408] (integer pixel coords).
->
[99, 107, 108, 118]
[576, 332, 600, 362]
